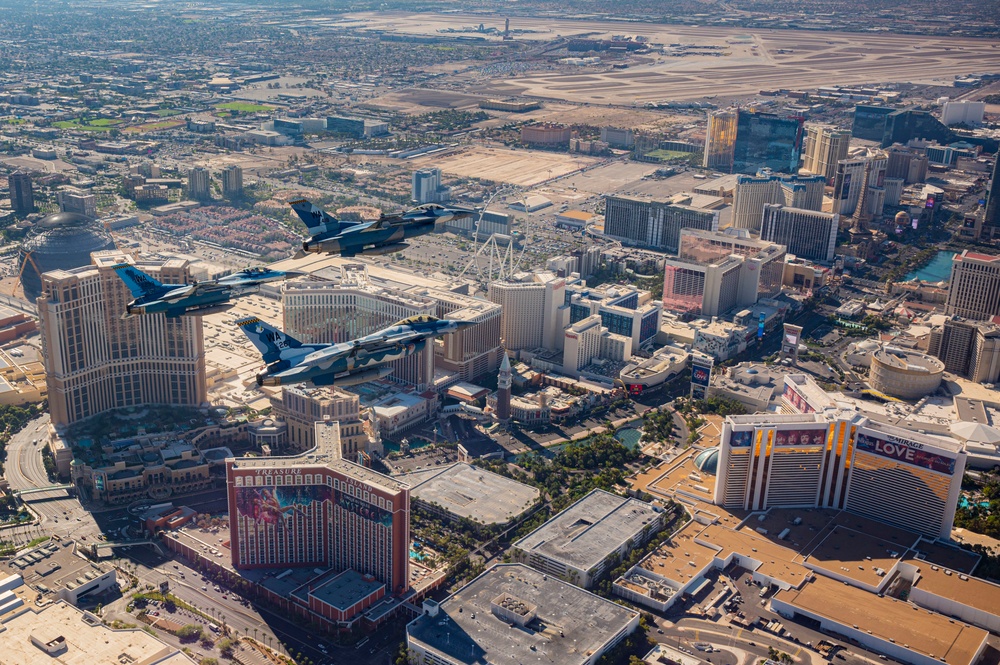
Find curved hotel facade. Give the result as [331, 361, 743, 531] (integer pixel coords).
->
[715, 375, 964, 539]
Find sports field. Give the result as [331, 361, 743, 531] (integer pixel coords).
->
[52, 118, 122, 132]
[123, 119, 186, 134]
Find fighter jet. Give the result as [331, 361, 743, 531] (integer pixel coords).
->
[290, 199, 478, 257]
[112, 264, 290, 318]
[236, 314, 475, 387]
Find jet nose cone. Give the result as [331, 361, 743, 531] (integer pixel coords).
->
[453, 320, 476, 331]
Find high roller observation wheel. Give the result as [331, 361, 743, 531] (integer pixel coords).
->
[461, 185, 532, 284]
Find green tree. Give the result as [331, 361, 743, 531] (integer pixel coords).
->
[176, 624, 203, 642]
[217, 638, 235, 657]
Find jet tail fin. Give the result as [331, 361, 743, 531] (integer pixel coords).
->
[112, 264, 163, 299]
[289, 199, 360, 236]
[235, 316, 304, 365]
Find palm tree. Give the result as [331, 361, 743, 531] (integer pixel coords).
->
[252, 628, 257, 642]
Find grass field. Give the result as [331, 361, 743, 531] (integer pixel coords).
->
[644, 149, 693, 161]
[123, 119, 186, 133]
[216, 101, 274, 113]
[155, 109, 181, 117]
[53, 118, 122, 131]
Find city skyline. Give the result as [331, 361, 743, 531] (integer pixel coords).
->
[1, 3, 1000, 665]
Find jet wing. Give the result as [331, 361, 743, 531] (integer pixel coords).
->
[217, 275, 269, 287]
[338, 221, 380, 236]
[297, 344, 354, 367]
[351, 332, 416, 352]
[160, 285, 198, 301]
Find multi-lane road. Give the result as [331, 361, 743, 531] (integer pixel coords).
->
[4, 417, 396, 665]
[3, 414, 104, 546]
[109, 548, 396, 665]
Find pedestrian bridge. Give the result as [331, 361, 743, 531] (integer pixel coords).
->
[91, 539, 165, 557]
[14, 484, 74, 496]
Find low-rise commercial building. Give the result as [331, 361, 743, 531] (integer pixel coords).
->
[406, 564, 640, 665]
[71, 438, 213, 505]
[620, 345, 690, 395]
[0, 600, 195, 665]
[372, 391, 435, 437]
[399, 462, 540, 527]
[513, 489, 664, 588]
[772, 576, 987, 665]
[869, 346, 944, 400]
[5, 540, 116, 607]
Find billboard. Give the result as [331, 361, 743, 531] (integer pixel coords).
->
[692, 363, 712, 387]
[781, 324, 802, 362]
[854, 430, 956, 475]
[335, 489, 393, 527]
[773, 428, 827, 447]
[757, 311, 766, 340]
[730, 430, 754, 448]
[840, 173, 852, 200]
[691, 355, 714, 399]
[782, 383, 816, 414]
[236, 485, 332, 525]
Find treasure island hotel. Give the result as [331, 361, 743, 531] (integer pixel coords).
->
[715, 374, 965, 539]
[226, 430, 410, 594]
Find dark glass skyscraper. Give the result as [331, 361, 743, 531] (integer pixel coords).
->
[852, 105, 953, 147]
[7, 171, 34, 215]
[731, 111, 804, 175]
[985, 155, 1000, 241]
[852, 105, 895, 142]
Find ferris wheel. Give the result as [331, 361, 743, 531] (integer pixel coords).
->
[459, 185, 533, 284]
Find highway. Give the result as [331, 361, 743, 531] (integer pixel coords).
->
[3, 418, 398, 665]
[0, 292, 37, 317]
[3, 414, 103, 546]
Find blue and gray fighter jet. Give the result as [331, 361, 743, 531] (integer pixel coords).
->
[112, 264, 290, 318]
[290, 199, 478, 257]
[236, 314, 475, 387]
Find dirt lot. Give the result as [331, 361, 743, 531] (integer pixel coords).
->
[410, 145, 600, 186]
[371, 88, 487, 113]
